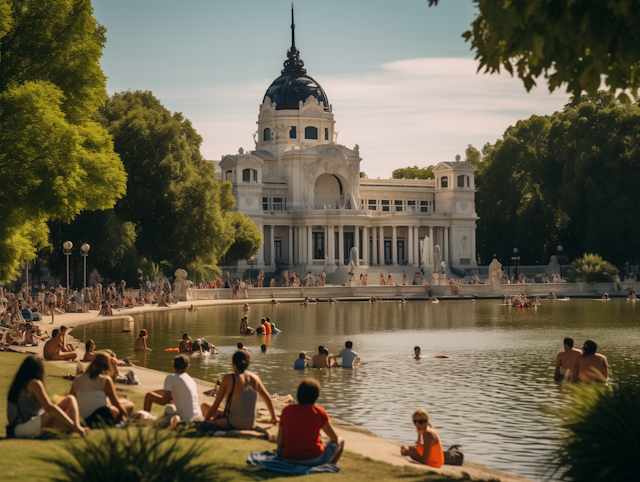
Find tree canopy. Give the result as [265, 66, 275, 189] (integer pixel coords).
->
[44, 90, 262, 285]
[475, 92, 640, 267]
[429, 0, 640, 103]
[0, 0, 126, 283]
[392, 165, 434, 180]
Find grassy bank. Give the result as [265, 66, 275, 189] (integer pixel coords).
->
[0, 353, 460, 482]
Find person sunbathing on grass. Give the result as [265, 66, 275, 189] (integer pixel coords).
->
[7, 355, 88, 438]
[43, 329, 77, 361]
[277, 378, 344, 466]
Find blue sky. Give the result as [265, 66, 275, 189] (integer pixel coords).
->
[93, 0, 569, 178]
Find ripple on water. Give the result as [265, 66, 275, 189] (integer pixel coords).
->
[79, 300, 640, 481]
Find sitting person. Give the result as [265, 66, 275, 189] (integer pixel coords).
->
[83, 340, 130, 374]
[43, 329, 77, 361]
[400, 409, 444, 468]
[277, 378, 344, 466]
[143, 354, 203, 422]
[70, 353, 133, 426]
[134, 329, 152, 351]
[294, 352, 308, 369]
[202, 351, 276, 430]
[7, 355, 88, 438]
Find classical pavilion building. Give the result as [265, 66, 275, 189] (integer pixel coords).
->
[214, 14, 478, 280]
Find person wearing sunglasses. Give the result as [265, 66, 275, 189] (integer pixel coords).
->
[400, 409, 444, 468]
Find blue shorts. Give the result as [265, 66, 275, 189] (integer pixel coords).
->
[282, 441, 339, 466]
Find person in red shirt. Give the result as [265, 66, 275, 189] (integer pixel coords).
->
[261, 318, 272, 335]
[277, 378, 345, 466]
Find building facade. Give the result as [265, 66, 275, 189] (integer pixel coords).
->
[215, 23, 478, 278]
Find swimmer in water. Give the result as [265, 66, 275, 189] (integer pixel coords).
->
[572, 340, 608, 383]
[243, 303, 250, 311]
[312, 346, 330, 368]
[179, 334, 192, 354]
[237, 342, 250, 355]
[261, 344, 267, 353]
[414, 346, 421, 359]
[554, 337, 582, 381]
[134, 329, 151, 351]
[188, 304, 197, 312]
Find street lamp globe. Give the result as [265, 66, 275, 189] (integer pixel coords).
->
[63, 240, 73, 250]
[557, 245, 563, 252]
[81, 243, 90, 254]
[513, 248, 518, 254]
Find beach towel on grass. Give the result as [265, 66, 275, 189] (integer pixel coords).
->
[247, 450, 340, 475]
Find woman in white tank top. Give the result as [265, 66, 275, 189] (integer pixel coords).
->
[70, 354, 134, 425]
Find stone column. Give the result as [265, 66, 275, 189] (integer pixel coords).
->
[288, 226, 293, 267]
[338, 225, 344, 266]
[414, 226, 420, 266]
[408, 226, 413, 266]
[392, 226, 398, 265]
[371, 226, 377, 265]
[257, 223, 265, 264]
[363, 226, 369, 265]
[444, 226, 449, 266]
[307, 225, 313, 262]
[471, 226, 477, 266]
[379, 226, 385, 266]
[270, 225, 275, 267]
[324, 225, 329, 266]
[429, 226, 434, 266]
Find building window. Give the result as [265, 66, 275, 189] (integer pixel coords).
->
[253, 169, 258, 182]
[263, 128, 271, 141]
[272, 197, 283, 210]
[324, 128, 329, 140]
[420, 200, 429, 213]
[368, 199, 377, 211]
[407, 201, 416, 206]
[441, 176, 448, 188]
[394, 200, 403, 212]
[263, 197, 269, 210]
[381, 200, 390, 212]
[458, 175, 467, 188]
[275, 240, 282, 259]
[467, 176, 470, 187]
[290, 126, 296, 139]
[225, 170, 233, 182]
[305, 126, 318, 139]
[242, 169, 251, 182]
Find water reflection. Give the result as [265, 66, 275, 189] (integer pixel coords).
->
[78, 300, 640, 480]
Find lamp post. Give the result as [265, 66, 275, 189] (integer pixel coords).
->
[511, 248, 520, 279]
[249, 255, 256, 283]
[63, 241, 73, 298]
[557, 245, 564, 279]
[80, 243, 90, 290]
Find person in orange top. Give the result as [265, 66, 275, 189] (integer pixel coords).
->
[261, 318, 272, 335]
[400, 409, 445, 468]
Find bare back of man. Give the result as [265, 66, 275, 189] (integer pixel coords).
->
[555, 347, 582, 380]
[573, 353, 608, 382]
[312, 353, 329, 368]
[44, 338, 77, 361]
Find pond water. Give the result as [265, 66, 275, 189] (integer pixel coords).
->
[76, 299, 640, 480]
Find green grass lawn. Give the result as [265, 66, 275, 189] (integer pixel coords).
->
[0, 353, 457, 482]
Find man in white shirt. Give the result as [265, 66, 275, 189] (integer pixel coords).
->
[144, 355, 203, 422]
[338, 341, 360, 368]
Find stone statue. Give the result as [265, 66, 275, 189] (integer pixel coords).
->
[489, 259, 503, 291]
[349, 247, 359, 267]
[252, 131, 258, 147]
[172, 268, 192, 301]
[432, 245, 443, 274]
[238, 147, 244, 155]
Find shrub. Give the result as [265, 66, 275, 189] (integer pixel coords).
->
[549, 382, 640, 482]
[43, 427, 218, 482]
[564, 253, 620, 283]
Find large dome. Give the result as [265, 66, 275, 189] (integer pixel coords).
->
[263, 45, 330, 112]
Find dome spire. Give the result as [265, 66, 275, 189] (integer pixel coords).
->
[282, 3, 306, 74]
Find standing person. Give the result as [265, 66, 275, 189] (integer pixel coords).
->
[134, 329, 152, 351]
[554, 337, 582, 381]
[277, 379, 345, 466]
[400, 409, 445, 468]
[7, 355, 88, 438]
[387, 272, 393, 285]
[572, 340, 609, 383]
[379, 273, 385, 285]
[143, 355, 203, 423]
[403, 271, 407, 285]
[202, 351, 277, 430]
[179, 334, 192, 354]
[70, 353, 133, 426]
[261, 319, 272, 335]
[337, 341, 360, 368]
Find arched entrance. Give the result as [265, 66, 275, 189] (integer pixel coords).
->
[314, 173, 342, 208]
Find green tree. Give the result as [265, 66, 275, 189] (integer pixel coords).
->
[0, 0, 126, 283]
[476, 92, 640, 266]
[429, 0, 640, 103]
[219, 212, 263, 266]
[392, 165, 434, 180]
[464, 144, 482, 167]
[359, 171, 367, 178]
[564, 253, 620, 283]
